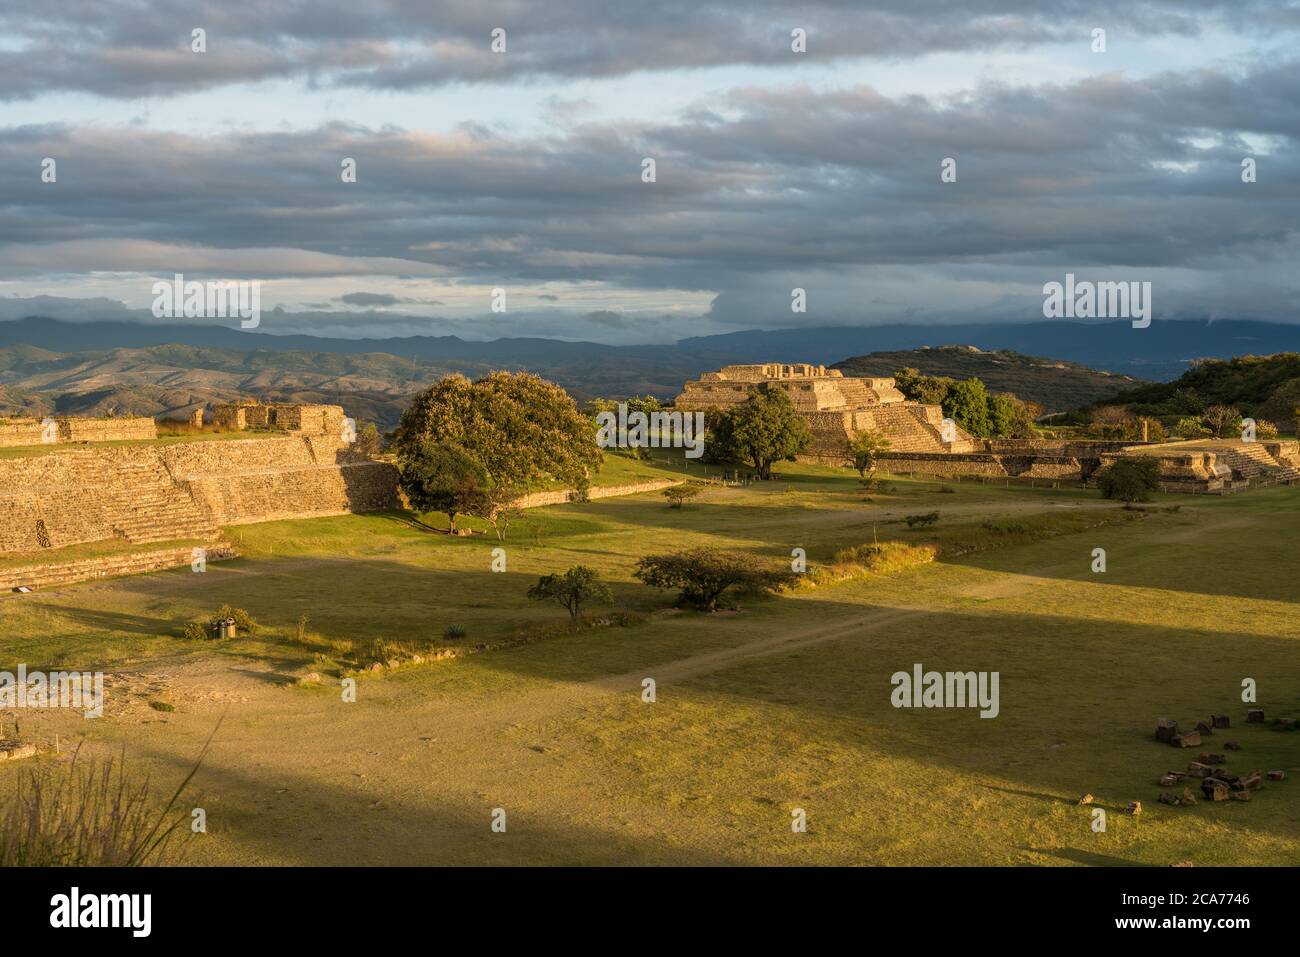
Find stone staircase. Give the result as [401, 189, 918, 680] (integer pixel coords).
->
[1214, 444, 1299, 484]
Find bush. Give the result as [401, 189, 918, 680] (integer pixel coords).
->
[904, 511, 940, 529]
[526, 565, 613, 618]
[443, 624, 467, 640]
[181, 604, 257, 640]
[662, 484, 702, 509]
[634, 548, 793, 611]
[1097, 458, 1162, 503]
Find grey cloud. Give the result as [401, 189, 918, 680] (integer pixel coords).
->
[1, 1, 1291, 100]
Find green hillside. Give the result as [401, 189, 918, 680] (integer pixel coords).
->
[833, 346, 1143, 412]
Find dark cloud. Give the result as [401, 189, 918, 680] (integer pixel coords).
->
[0, 1, 1289, 100]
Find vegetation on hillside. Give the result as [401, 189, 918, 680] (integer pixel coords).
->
[1074, 354, 1300, 435]
[892, 369, 1040, 439]
[834, 345, 1142, 412]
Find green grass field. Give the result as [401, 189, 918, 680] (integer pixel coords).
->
[0, 458, 1296, 865]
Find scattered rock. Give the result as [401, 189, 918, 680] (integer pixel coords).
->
[1224, 741, 1241, 751]
[0, 741, 36, 761]
[1197, 752, 1225, 765]
[1212, 714, 1230, 729]
[1171, 730, 1202, 748]
[1267, 770, 1286, 781]
[1187, 762, 1214, 777]
[1201, 779, 1229, 801]
[1278, 718, 1297, 730]
[1156, 718, 1179, 743]
[1231, 790, 1251, 802]
[1234, 771, 1263, 791]
[1180, 788, 1197, 806]
[1170, 860, 1194, 867]
[1195, 721, 1213, 736]
[1247, 709, 1264, 723]
[1125, 801, 1142, 816]
[1158, 791, 1179, 805]
[1159, 773, 1180, 787]
[1077, 793, 1094, 805]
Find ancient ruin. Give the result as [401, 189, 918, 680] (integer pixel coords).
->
[674, 363, 980, 463]
[0, 402, 398, 590]
[675, 362, 1300, 491]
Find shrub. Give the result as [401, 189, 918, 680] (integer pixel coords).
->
[634, 548, 793, 611]
[443, 624, 467, 640]
[904, 511, 940, 529]
[1098, 458, 1162, 503]
[981, 519, 1030, 535]
[0, 725, 219, 866]
[526, 565, 613, 618]
[180, 604, 257, 640]
[1256, 419, 1280, 439]
[662, 484, 702, 509]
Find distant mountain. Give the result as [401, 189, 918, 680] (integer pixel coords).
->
[833, 346, 1144, 412]
[5, 316, 1300, 385]
[1, 316, 1299, 427]
[677, 320, 1300, 381]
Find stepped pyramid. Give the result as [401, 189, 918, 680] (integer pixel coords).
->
[674, 363, 979, 464]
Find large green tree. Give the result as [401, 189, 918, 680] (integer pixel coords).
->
[393, 372, 602, 534]
[944, 378, 992, 437]
[397, 441, 486, 532]
[711, 386, 812, 479]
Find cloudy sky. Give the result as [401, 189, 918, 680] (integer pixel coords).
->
[1, 1, 1298, 344]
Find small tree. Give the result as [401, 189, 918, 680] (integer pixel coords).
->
[634, 548, 791, 611]
[1098, 458, 1161, 503]
[527, 566, 613, 618]
[1202, 404, 1241, 438]
[353, 421, 383, 457]
[662, 484, 702, 509]
[845, 429, 891, 478]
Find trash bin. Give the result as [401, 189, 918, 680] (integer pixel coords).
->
[217, 617, 237, 639]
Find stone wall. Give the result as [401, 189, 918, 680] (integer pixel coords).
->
[511, 479, 683, 510]
[0, 416, 156, 448]
[877, 451, 1087, 480]
[0, 434, 399, 555]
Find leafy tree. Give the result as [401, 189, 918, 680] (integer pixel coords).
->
[393, 372, 603, 537]
[894, 367, 954, 406]
[397, 441, 486, 532]
[845, 429, 891, 478]
[1175, 416, 1212, 438]
[634, 548, 792, 611]
[1097, 458, 1161, 503]
[986, 394, 1018, 438]
[662, 484, 702, 508]
[527, 566, 613, 618]
[944, 378, 991, 437]
[710, 386, 812, 479]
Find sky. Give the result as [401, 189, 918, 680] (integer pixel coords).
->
[1, 0, 1298, 344]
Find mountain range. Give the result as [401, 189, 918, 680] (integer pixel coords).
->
[1, 316, 1298, 428]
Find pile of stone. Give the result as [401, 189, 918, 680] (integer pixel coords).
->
[1150, 712, 1286, 809]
